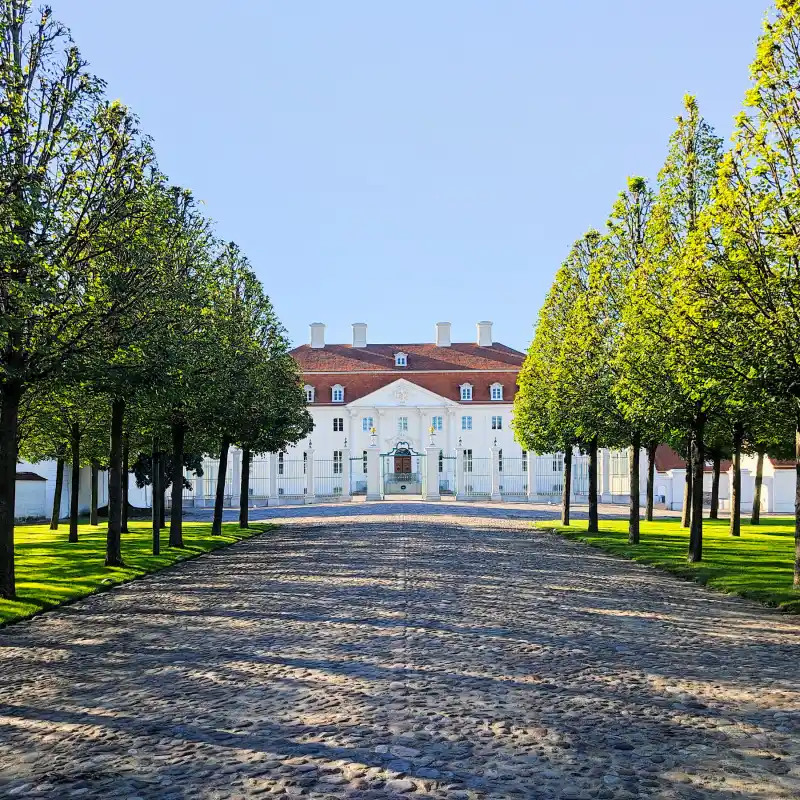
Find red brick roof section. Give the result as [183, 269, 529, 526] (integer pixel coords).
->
[291, 342, 526, 372]
[654, 444, 732, 473]
[770, 457, 796, 469]
[303, 371, 520, 404]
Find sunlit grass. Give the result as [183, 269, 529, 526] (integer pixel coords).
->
[0, 519, 276, 626]
[538, 516, 800, 613]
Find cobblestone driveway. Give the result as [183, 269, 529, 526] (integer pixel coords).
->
[1, 514, 799, 799]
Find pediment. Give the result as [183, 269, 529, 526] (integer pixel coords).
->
[347, 378, 457, 408]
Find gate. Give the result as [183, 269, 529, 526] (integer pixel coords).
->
[249, 457, 270, 503]
[499, 455, 527, 499]
[572, 454, 589, 498]
[439, 453, 457, 496]
[534, 454, 564, 499]
[315, 455, 345, 499]
[610, 450, 630, 498]
[351, 453, 367, 495]
[277, 453, 306, 500]
[461, 450, 491, 498]
[381, 442, 424, 496]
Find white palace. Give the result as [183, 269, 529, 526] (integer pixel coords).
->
[15, 321, 799, 517]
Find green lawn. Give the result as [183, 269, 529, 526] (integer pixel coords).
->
[0, 519, 275, 626]
[538, 516, 800, 613]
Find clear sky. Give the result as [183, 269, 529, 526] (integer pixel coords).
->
[67, 1, 765, 352]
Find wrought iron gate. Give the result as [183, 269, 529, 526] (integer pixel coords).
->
[381, 442, 424, 496]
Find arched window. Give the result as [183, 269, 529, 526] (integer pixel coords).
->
[460, 383, 473, 401]
[490, 383, 503, 401]
[331, 384, 344, 403]
[304, 385, 315, 403]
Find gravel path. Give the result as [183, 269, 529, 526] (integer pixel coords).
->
[0, 513, 798, 799]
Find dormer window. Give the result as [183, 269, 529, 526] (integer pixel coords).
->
[460, 383, 473, 401]
[394, 352, 408, 367]
[331, 384, 344, 403]
[304, 385, 315, 403]
[490, 383, 503, 401]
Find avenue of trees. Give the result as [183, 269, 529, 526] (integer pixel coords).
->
[0, 2, 312, 598]
[513, 0, 800, 585]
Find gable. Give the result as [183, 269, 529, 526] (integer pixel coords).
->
[347, 378, 458, 409]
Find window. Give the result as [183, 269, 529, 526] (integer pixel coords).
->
[331, 384, 344, 403]
[460, 384, 473, 401]
[553, 454, 564, 473]
[461, 415, 473, 431]
[363, 450, 368, 474]
[439, 450, 444, 473]
[333, 417, 344, 432]
[498, 448, 503, 472]
[333, 450, 343, 474]
[397, 416, 408, 433]
[394, 352, 408, 367]
[491, 415, 503, 430]
[490, 383, 503, 401]
[362, 416, 374, 432]
[278, 452, 284, 475]
[303, 451, 307, 474]
[431, 415, 443, 431]
[463, 448, 473, 473]
[522, 450, 528, 472]
[304, 385, 315, 403]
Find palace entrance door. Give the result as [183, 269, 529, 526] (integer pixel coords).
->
[381, 442, 424, 497]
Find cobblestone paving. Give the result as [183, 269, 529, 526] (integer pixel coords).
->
[1, 514, 799, 799]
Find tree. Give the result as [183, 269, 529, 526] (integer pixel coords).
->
[0, 3, 153, 597]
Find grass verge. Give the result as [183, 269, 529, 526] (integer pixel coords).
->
[0, 520, 276, 626]
[538, 516, 800, 613]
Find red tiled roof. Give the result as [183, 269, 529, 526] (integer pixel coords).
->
[302, 372, 519, 405]
[655, 444, 732, 473]
[291, 342, 525, 373]
[770, 457, 796, 469]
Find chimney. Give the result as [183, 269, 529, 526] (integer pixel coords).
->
[435, 321, 451, 347]
[309, 322, 325, 349]
[352, 322, 367, 348]
[476, 321, 493, 347]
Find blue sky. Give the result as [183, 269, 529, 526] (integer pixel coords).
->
[68, 1, 765, 351]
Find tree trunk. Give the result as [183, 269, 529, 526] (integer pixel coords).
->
[50, 456, 65, 530]
[69, 422, 80, 543]
[151, 437, 160, 556]
[159, 451, 166, 529]
[169, 422, 185, 548]
[106, 397, 125, 567]
[121, 432, 130, 534]
[0, 384, 21, 599]
[561, 446, 572, 526]
[688, 411, 705, 562]
[212, 436, 231, 536]
[588, 437, 599, 533]
[730, 422, 743, 538]
[239, 446, 251, 529]
[794, 421, 800, 588]
[628, 433, 641, 544]
[645, 441, 657, 522]
[710, 453, 721, 520]
[681, 457, 692, 528]
[751, 451, 764, 525]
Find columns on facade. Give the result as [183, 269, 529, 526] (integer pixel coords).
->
[267, 452, 279, 506]
[305, 444, 316, 504]
[490, 442, 502, 502]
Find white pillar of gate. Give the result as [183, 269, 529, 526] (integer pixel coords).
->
[455, 447, 466, 501]
[341, 446, 352, 500]
[267, 452, 279, 506]
[526, 450, 536, 503]
[231, 447, 241, 508]
[600, 447, 611, 503]
[490, 443, 502, 502]
[424, 445, 440, 501]
[305, 445, 316, 504]
[194, 471, 205, 508]
[366, 445, 381, 500]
